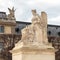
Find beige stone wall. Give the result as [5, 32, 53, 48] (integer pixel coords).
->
[11, 26, 15, 34]
[12, 51, 55, 60]
[12, 54, 22, 60]
[22, 54, 55, 60]
[4, 26, 12, 34]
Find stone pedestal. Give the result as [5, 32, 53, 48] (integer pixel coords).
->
[11, 42, 55, 60]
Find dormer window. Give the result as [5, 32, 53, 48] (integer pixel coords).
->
[0, 12, 7, 19]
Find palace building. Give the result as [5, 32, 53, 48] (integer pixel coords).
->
[0, 8, 20, 60]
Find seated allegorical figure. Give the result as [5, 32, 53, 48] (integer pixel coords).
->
[20, 10, 45, 45]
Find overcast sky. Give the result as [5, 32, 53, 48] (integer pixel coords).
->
[0, 0, 60, 25]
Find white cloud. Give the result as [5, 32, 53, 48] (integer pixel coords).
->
[26, 0, 60, 5]
[25, 0, 60, 10]
[0, 0, 14, 13]
[0, 0, 14, 7]
[15, 0, 60, 24]
[0, 0, 60, 25]
[48, 16, 60, 25]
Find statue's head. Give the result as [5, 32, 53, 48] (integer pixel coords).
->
[32, 10, 36, 16]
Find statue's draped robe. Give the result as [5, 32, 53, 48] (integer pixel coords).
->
[21, 12, 48, 45]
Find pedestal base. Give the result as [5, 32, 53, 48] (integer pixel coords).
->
[11, 42, 55, 60]
[12, 50, 55, 60]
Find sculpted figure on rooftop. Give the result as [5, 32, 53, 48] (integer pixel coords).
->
[8, 7, 15, 20]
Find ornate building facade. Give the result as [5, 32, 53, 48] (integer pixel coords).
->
[0, 8, 20, 60]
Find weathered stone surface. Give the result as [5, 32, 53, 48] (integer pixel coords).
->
[11, 10, 55, 60]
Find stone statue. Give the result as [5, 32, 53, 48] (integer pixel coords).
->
[31, 10, 42, 28]
[8, 7, 15, 20]
[20, 10, 47, 45]
[31, 10, 44, 44]
[18, 10, 48, 46]
[32, 10, 48, 44]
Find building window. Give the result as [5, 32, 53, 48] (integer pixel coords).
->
[15, 28, 20, 33]
[0, 26, 4, 33]
[0, 42, 4, 52]
[58, 32, 60, 36]
[56, 27, 58, 29]
[48, 31, 51, 35]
